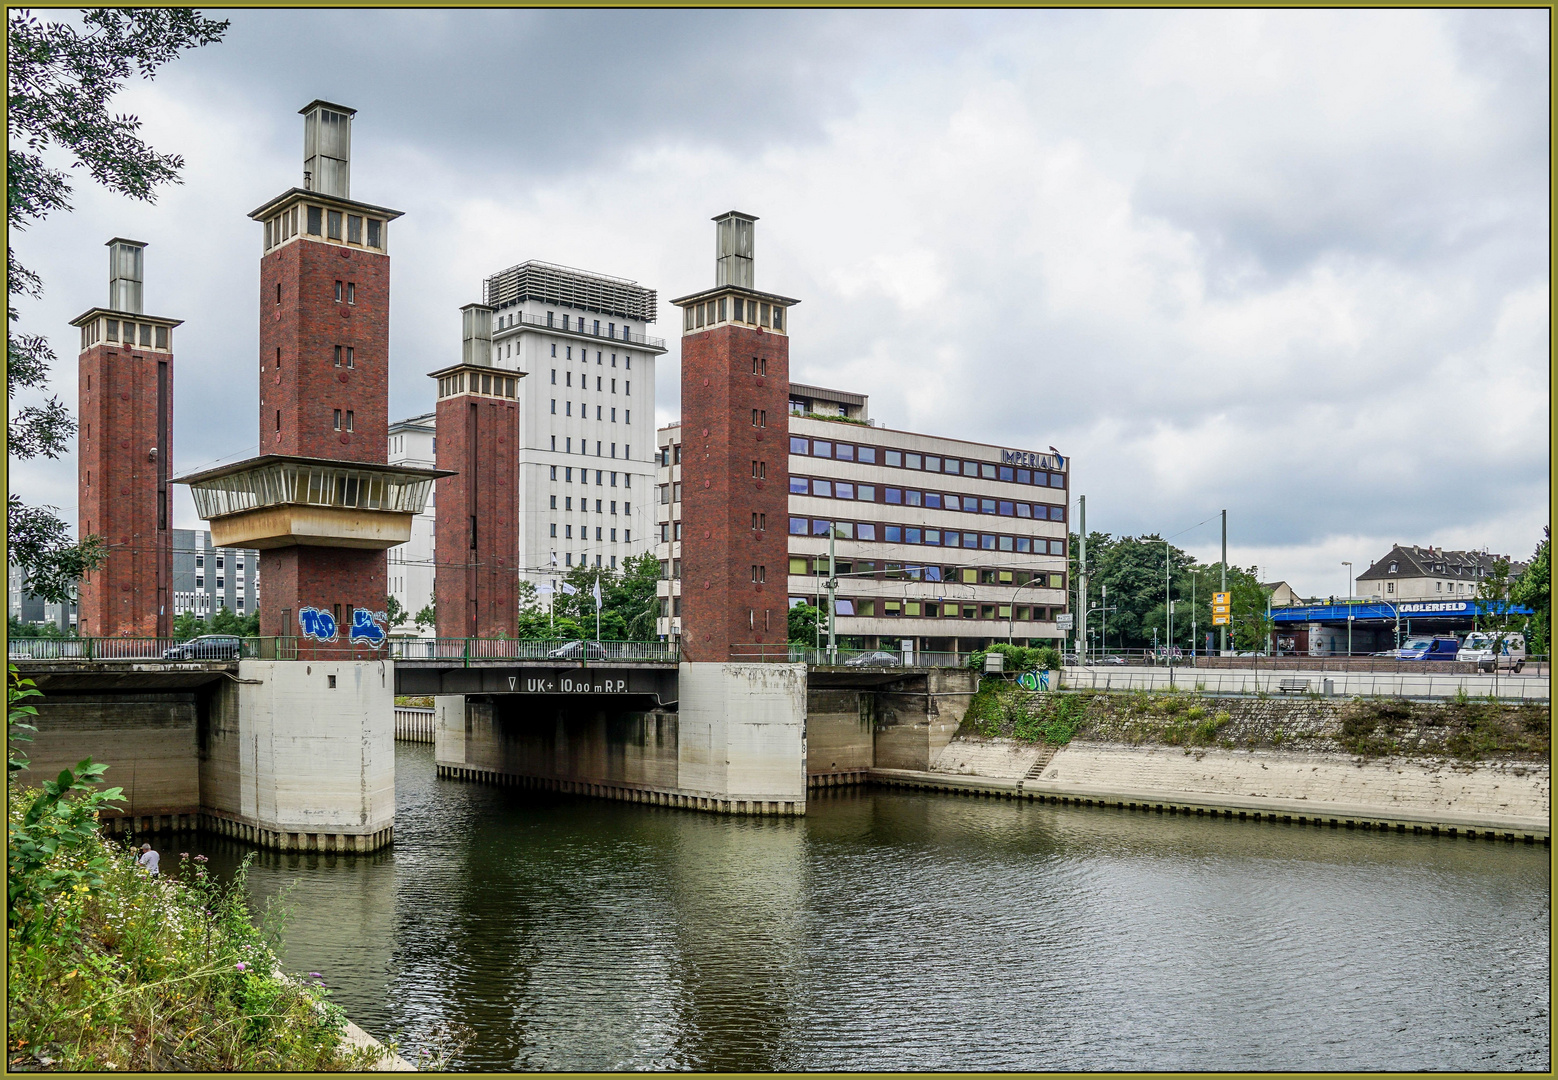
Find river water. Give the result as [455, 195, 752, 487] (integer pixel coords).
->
[183, 742, 1550, 1071]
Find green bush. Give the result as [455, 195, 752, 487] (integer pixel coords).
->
[6, 669, 389, 1071]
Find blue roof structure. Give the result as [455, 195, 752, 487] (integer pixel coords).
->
[1272, 600, 1534, 623]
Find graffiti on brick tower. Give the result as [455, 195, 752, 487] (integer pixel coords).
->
[298, 607, 339, 642]
[350, 609, 388, 648]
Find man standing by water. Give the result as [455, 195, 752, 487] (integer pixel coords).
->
[137, 843, 160, 876]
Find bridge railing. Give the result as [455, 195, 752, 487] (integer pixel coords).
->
[729, 644, 966, 669]
[6, 637, 294, 661]
[385, 638, 680, 663]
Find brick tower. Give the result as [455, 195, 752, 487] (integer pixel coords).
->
[178, 102, 441, 656]
[671, 212, 800, 662]
[71, 239, 181, 637]
[431, 303, 524, 639]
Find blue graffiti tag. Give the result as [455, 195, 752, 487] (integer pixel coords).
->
[298, 606, 338, 642]
[350, 609, 388, 648]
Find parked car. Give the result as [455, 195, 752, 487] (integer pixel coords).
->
[1099, 655, 1128, 666]
[845, 650, 901, 668]
[1457, 632, 1526, 673]
[1399, 637, 1462, 662]
[1061, 653, 1083, 667]
[547, 640, 607, 660]
[162, 635, 243, 661]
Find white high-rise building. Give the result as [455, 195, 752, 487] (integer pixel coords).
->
[481, 261, 665, 579]
[387, 412, 437, 634]
[389, 261, 665, 623]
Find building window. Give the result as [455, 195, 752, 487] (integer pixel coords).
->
[367, 218, 382, 247]
[334, 280, 343, 302]
[347, 283, 356, 304]
[346, 215, 362, 244]
[346, 410, 354, 432]
[552, 400, 557, 414]
[327, 210, 342, 240]
[307, 206, 323, 234]
[333, 409, 342, 430]
[1387, 582, 1395, 595]
[334, 345, 342, 367]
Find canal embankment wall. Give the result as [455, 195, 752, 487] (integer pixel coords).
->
[871, 688, 1550, 841]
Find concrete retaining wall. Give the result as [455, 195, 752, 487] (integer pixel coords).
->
[805, 688, 873, 787]
[872, 668, 978, 771]
[22, 691, 205, 828]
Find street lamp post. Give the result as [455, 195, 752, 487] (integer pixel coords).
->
[1086, 601, 1115, 664]
[1342, 560, 1353, 659]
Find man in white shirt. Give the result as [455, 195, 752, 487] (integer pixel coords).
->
[137, 843, 160, 876]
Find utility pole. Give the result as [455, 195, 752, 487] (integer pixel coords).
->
[1220, 509, 1227, 656]
[1077, 495, 1088, 662]
[827, 524, 838, 665]
[1343, 560, 1353, 659]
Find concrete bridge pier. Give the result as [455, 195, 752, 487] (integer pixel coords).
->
[200, 660, 396, 852]
[434, 662, 810, 815]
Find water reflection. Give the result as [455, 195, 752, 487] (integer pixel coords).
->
[179, 743, 1549, 1071]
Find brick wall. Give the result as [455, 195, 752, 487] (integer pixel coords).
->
[77, 341, 173, 636]
[258, 545, 386, 657]
[258, 239, 389, 464]
[678, 324, 791, 661]
[434, 389, 520, 638]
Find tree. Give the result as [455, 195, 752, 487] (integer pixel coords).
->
[788, 602, 821, 646]
[1512, 528, 1550, 656]
[7, 8, 228, 604]
[1474, 556, 1523, 666]
[385, 594, 409, 629]
[413, 603, 437, 633]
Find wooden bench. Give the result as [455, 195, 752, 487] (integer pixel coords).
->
[1277, 678, 1310, 694]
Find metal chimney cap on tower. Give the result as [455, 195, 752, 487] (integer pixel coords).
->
[460, 302, 495, 368]
[298, 99, 357, 116]
[104, 236, 148, 249]
[711, 210, 758, 223]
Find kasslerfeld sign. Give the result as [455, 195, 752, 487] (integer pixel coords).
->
[1001, 449, 1063, 470]
[1396, 601, 1472, 614]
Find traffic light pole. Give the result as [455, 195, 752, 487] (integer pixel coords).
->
[1220, 509, 1227, 656]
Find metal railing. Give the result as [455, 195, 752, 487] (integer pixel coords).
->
[1058, 667, 1549, 702]
[386, 638, 679, 663]
[1073, 650, 1549, 677]
[729, 644, 967, 668]
[394, 706, 435, 743]
[6, 636, 681, 664]
[503, 310, 665, 350]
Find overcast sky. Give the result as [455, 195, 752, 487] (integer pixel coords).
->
[10, 8, 1549, 598]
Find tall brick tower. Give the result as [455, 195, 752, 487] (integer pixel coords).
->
[431, 303, 524, 639]
[178, 102, 441, 657]
[71, 240, 181, 637]
[671, 212, 799, 662]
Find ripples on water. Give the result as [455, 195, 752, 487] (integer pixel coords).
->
[181, 742, 1549, 1071]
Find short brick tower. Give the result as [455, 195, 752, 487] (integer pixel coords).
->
[71, 239, 181, 637]
[178, 102, 441, 657]
[671, 212, 800, 662]
[431, 303, 524, 639]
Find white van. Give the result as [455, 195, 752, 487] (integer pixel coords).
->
[1456, 632, 1526, 672]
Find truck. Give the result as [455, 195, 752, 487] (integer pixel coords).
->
[1456, 632, 1526, 673]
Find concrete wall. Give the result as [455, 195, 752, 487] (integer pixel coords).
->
[805, 687, 873, 785]
[872, 668, 977, 771]
[1038, 741, 1549, 825]
[679, 663, 807, 812]
[21, 691, 203, 832]
[200, 660, 396, 851]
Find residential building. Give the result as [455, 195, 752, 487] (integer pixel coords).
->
[1354, 544, 1528, 602]
[1260, 581, 1306, 608]
[387, 412, 436, 632]
[655, 385, 1070, 658]
[171, 528, 259, 619]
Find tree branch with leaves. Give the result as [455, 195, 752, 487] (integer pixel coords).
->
[7, 8, 228, 603]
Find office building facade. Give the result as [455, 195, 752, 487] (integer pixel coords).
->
[171, 529, 260, 619]
[655, 386, 1070, 657]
